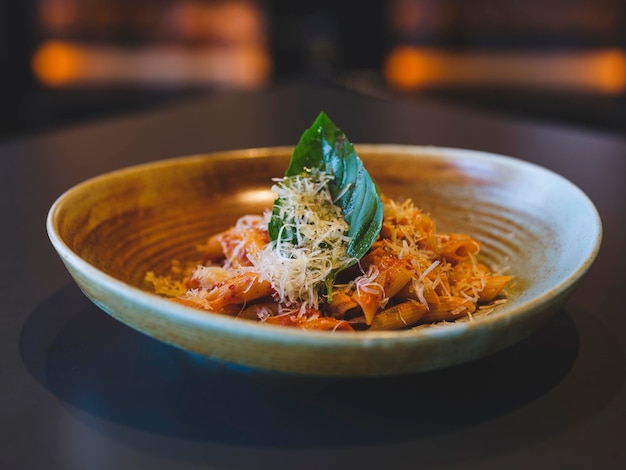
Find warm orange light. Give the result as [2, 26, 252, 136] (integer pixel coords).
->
[594, 48, 626, 93]
[383, 46, 438, 91]
[32, 41, 80, 87]
[384, 45, 626, 94]
[31, 40, 271, 89]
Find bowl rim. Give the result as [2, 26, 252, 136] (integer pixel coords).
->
[46, 144, 603, 347]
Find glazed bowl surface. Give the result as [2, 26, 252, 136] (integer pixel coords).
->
[47, 145, 602, 376]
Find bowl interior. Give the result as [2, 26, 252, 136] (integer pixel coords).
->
[48, 145, 601, 375]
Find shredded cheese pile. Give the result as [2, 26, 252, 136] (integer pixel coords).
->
[251, 170, 354, 309]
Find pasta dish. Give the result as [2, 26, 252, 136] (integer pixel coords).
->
[146, 113, 512, 332]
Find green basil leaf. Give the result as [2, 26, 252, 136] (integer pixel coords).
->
[269, 112, 383, 264]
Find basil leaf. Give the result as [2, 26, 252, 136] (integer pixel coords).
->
[269, 112, 383, 264]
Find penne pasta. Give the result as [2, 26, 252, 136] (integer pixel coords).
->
[370, 301, 427, 330]
[421, 296, 477, 322]
[479, 275, 514, 302]
[436, 233, 481, 264]
[146, 195, 512, 332]
[326, 291, 360, 318]
[203, 271, 273, 311]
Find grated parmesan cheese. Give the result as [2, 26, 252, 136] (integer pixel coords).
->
[249, 170, 354, 309]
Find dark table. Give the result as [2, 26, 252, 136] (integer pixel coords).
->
[2, 82, 625, 469]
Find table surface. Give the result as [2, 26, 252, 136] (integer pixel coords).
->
[2, 82, 625, 469]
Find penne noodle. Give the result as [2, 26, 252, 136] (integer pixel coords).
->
[370, 301, 427, 330]
[205, 271, 273, 311]
[383, 263, 413, 299]
[479, 275, 513, 302]
[421, 296, 477, 322]
[437, 233, 481, 264]
[264, 311, 354, 331]
[326, 291, 360, 318]
[352, 256, 411, 325]
[237, 301, 279, 321]
[352, 288, 384, 326]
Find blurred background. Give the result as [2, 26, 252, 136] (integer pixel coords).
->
[1, 0, 625, 140]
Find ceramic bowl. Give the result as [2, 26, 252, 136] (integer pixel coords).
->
[47, 145, 602, 376]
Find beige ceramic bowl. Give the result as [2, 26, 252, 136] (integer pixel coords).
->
[47, 145, 602, 376]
